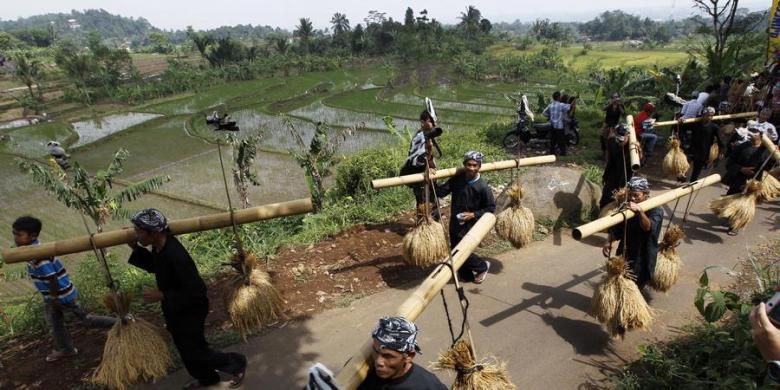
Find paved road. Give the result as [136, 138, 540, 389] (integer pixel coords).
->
[139, 179, 778, 389]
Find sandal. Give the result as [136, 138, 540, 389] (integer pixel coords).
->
[228, 369, 245, 389]
[473, 261, 491, 284]
[45, 348, 78, 362]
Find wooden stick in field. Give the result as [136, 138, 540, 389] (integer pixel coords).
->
[371, 155, 556, 189]
[654, 111, 757, 127]
[334, 213, 497, 389]
[572, 174, 721, 240]
[1, 198, 313, 264]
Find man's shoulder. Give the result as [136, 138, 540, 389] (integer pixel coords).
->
[406, 363, 447, 388]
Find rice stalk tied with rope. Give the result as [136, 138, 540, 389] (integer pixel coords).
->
[495, 180, 534, 248]
[591, 256, 654, 339]
[432, 338, 517, 390]
[662, 137, 689, 181]
[651, 224, 685, 292]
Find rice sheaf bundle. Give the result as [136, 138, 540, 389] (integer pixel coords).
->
[708, 142, 720, 164]
[662, 138, 690, 180]
[592, 256, 653, 339]
[758, 171, 780, 201]
[709, 179, 762, 231]
[599, 187, 627, 218]
[92, 293, 171, 390]
[432, 338, 517, 390]
[650, 224, 685, 292]
[224, 252, 284, 338]
[495, 181, 535, 248]
[402, 205, 449, 267]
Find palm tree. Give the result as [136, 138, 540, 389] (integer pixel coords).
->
[274, 37, 290, 54]
[13, 52, 43, 110]
[294, 18, 314, 53]
[330, 13, 350, 36]
[458, 5, 482, 38]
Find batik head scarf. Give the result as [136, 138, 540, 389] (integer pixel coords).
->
[371, 316, 421, 354]
[627, 176, 650, 193]
[463, 151, 484, 164]
[131, 208, 168, 232]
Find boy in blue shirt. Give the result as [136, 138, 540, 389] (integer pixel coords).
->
[12, 216, 115, 362]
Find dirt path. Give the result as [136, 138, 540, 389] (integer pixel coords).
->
[134, 177, 778, 389]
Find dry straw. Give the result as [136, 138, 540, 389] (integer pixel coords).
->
[495, 181, 535, 248]
[662, 138, 690, 179]
[759, 172, 780, 201]
[592, 256, 653, 339]
[709, 179, 762, 230]
[708, 143, 720, 164]
[651, 224, 685, 292]
[432, 338, 516, 390]
[92, 293, 171, 390]
[224, 252, 284, 338]
[599, 187, 627, 218]
[402, 206, 449, 267]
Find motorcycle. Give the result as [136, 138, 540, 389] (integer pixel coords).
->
[502, 94, 580, 150]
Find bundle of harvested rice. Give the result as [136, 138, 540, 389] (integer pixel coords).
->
[709, 180, 762, 231]
[432, 338, 516, 390]
[92, 308, 171, 390]
[662, 138, 690, 180]
[402, 212, 449, 267]
[599, 187, 627, 218]
[495, 181, 535, 248]
[592, 256, 653, 339]
[759, 171, 780, 201]
[708, 143, 720, 164]
[225, 251, 284, 338]
[651, 224, 685, 292]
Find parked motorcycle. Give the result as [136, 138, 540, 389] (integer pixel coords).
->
[502, 94, 580, 150]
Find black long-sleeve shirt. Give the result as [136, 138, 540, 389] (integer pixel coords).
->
[723, 141, 775, 189]
[436, 173, 496, 238]
[690, 121, 722, 163]
[129, 235, 208, 320]
[602, 137, 631, 187]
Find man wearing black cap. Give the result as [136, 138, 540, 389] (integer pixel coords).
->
[358, 316, 446, 389]
[599, 124, 632, 209]
[128, 208, 247, 389]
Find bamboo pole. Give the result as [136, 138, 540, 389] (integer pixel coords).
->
[654, 111, 757, 127]
[334, 213, 497, 389]
[763, 134, 780, 162]
[626, 115, 641, 171]
[573, 174, 721, 240]
[371, 155, 556, 189]
[1, 198, 313, 264]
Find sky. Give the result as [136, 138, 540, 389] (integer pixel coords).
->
[1, 0, 772, 31]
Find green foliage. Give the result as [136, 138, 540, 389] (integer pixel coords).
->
[614, 244, 780, 389]
[288, 119, 348, 212]
[229, 135, 262, 208]
[17, 148, 169, 227]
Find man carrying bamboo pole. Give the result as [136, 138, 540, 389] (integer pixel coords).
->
[723, 126, 776, 196]
[402, 110, 442, 221]
[436, 151, 495, 284]
[602, 177, 664, 290]
[689, 107, 723, 182]
[127, 209, 247, 389]
[357, 316, 446, 390]
[599, 124, 632, 209]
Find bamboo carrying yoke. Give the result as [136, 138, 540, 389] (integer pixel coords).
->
[1, 198, 313, 264]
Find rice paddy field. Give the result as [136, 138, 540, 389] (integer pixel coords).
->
[0, 44, 689, 298]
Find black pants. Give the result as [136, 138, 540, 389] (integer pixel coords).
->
[689, 159, 707, 182]
[165, 300, 247, 386]
[549, 128, 567, 156]
[450, 224, 488, 281]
